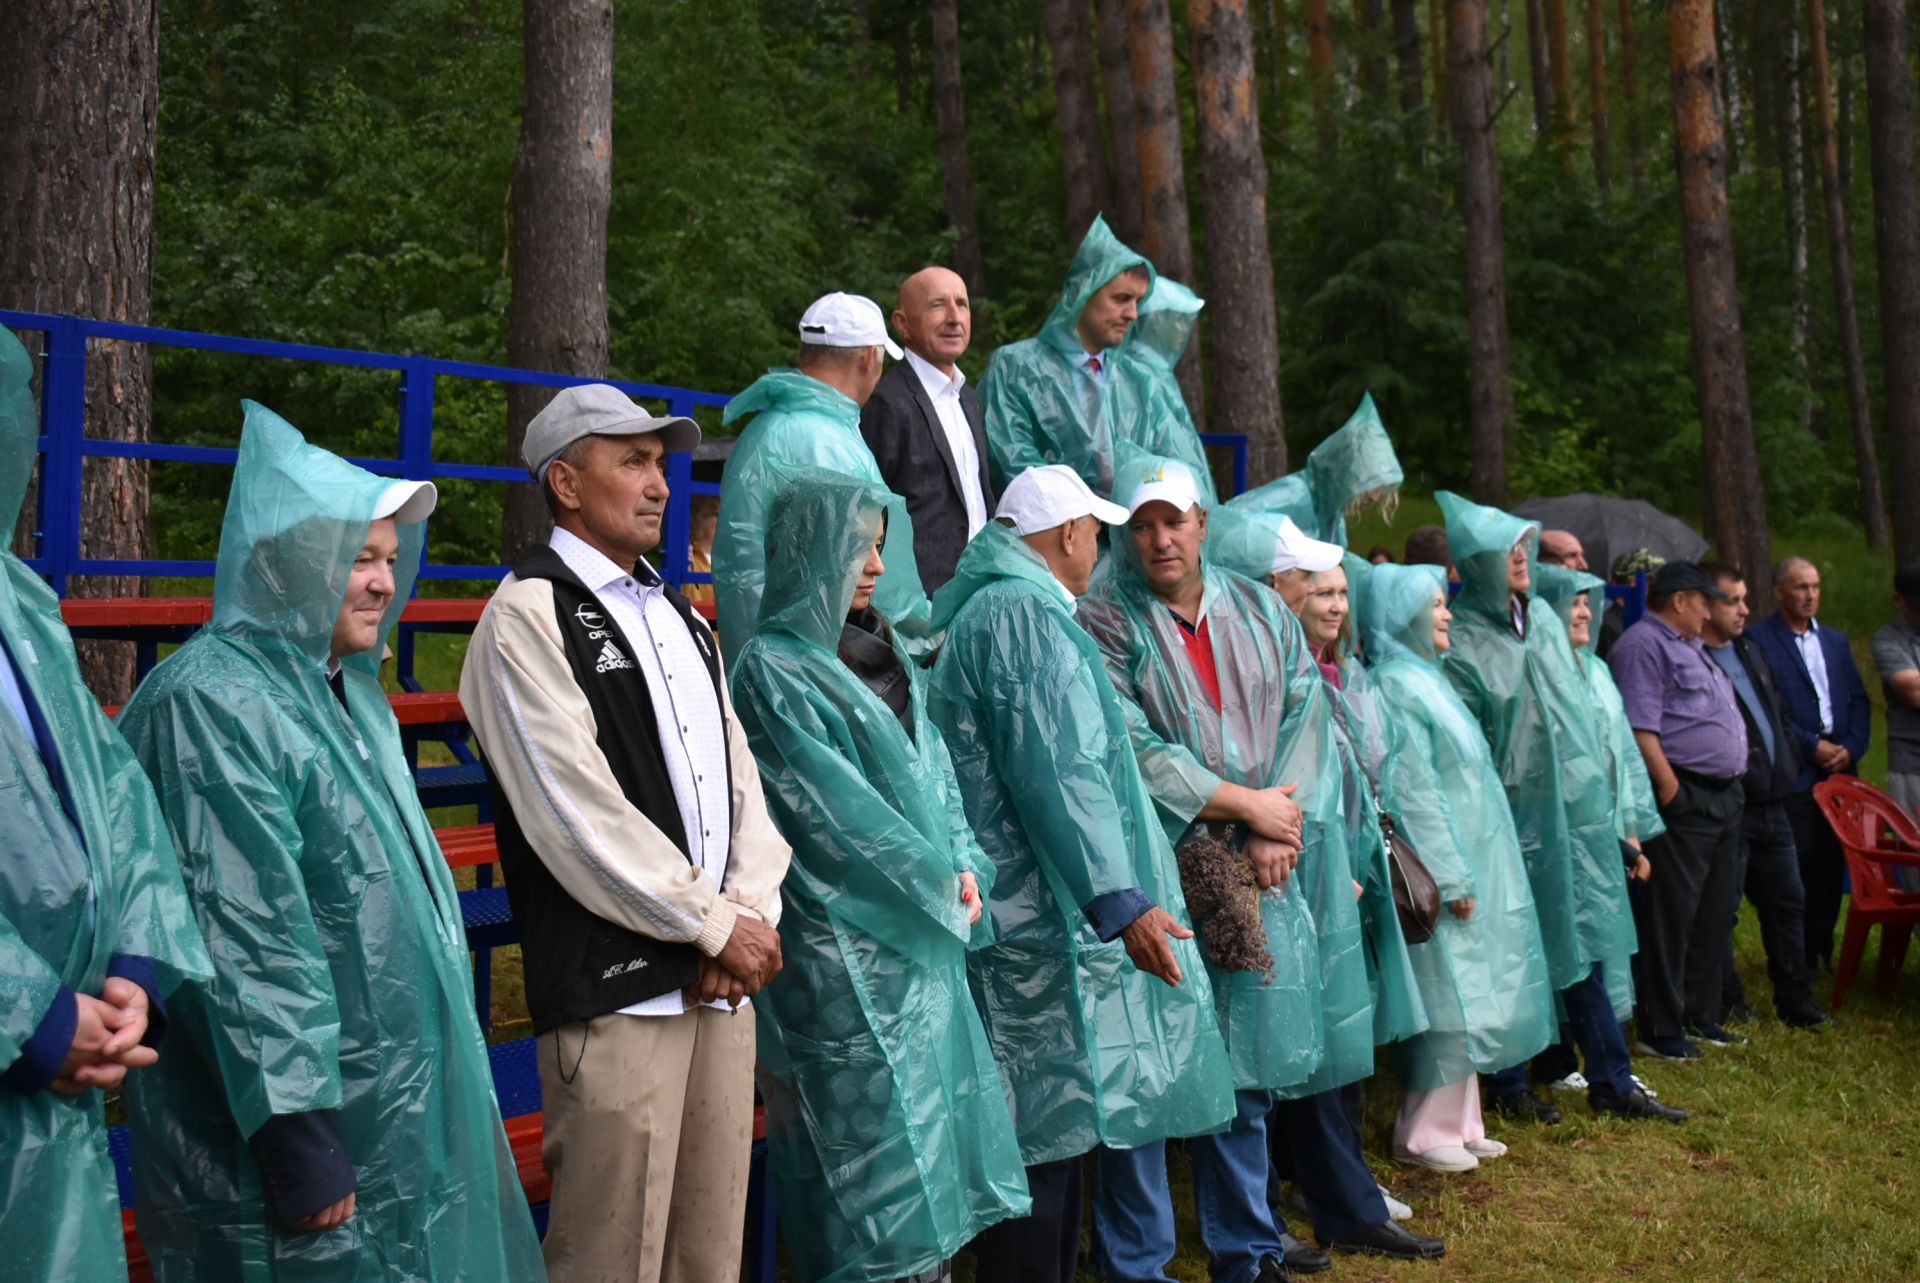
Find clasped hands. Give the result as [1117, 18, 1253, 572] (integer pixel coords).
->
[52, 977, 156, 1097]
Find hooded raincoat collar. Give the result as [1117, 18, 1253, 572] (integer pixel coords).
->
[722, 366, 861, 429]
[1532, 563, 1608, 658]
[1129, 277, 1203, 375]
[209, 402, 426, 678]
[757, 466, 889, 652]
[1041, 214, 1157, 361]
[1357, 562, 1448, 667]
[0, 326, 34, 537]
[1437, 489, 1540, 618]
[930, 521, 1071, 631]
[1304, 393, 1403, 528]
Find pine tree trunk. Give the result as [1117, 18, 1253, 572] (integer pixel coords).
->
[1780, 16, 1817, 439]
[1191, 0, 1288, 480]
[1837, 0, 1856, 195]
[1499, 0, 1512, 95]
[1393, 0, 1428, 114]
[1264, 0, 1293, 142]
[1808, 0, 1889, 546]
[1862, 0, 1920, 562]
[1717, 0, 1744, 173]
[1355, 0, 1393, 105]
[1307, 0, 1339, 153]
[1588, 0, 1612, 189]
[1128, 0, 1206, 422]
[1097, 0, 1146, 244]
[1619, 0, 1647, 187]
[1546, 0, 1576, 146]
[1526, 0, 1555, 138]
[504, 0, 613, 564]
[1451, 0, 1514, 503]
[1046, 0, 1111, 242]
[1668, 0, 1772, 583]
[0, 0, 160, 702]
[1432, 0, 1450, 118]
[931, 0, 988, 315]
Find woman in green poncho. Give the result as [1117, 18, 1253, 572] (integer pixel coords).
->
[1356, 563, 1556, 1172]
[1533, 564, 1659, 1019]
[115, 403, 545, 1281]
[0, 324, 213, 1282]
[729, 467, 1028, 1283]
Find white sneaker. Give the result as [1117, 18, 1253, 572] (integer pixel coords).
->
[1378, 1185, 1414, 1221]
[1631, 1073, 1660, 1099]
[1541, 1071, 1589, 1092]
[1464, 1136, 1508, 1159]
[1395, 1144, 1479, 1172]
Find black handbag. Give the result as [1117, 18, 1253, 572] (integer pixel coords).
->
[1380, 812, 1442, 945]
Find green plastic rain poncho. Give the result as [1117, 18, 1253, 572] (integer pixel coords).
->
[1436, 491, 1637, 1002]
[115, 404, 544, 1282]
[1078, 463, 1379, 1095]
[1532, 564, 1666, 846]
[1229, 393, 1402, 547]
[925, 521, 1234, 1163]
[981, 215, 1215, 502]
[715, 367, 929, 667]
[0, 327, 212, 1282]
[1356, 562, 1556, 1090]
[729, 468, 1027, 1283]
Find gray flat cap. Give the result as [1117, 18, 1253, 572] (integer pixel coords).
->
[523, 383, 701, 480]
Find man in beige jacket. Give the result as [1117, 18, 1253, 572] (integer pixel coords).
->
[460, 383, 791, 1283]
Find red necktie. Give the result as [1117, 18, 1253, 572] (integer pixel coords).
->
[1087, 356, 1102, 375]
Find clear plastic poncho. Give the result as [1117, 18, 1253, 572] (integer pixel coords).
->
[1228, 393, 1402, 547]
[1532, 564, 1667, 845]
[1435, 491, 1637, 1002]
[1079, 461, 1381, 1095]
[0, 325, 213, 1283]
[115, 403, 545, 1282]
[925, 521, 1234, 1163]
[715, 367, 929, 667]
[1357, 562, 1556, 1090]
[980, 214, 1215, 501]
[729, 467, 1028, 1283]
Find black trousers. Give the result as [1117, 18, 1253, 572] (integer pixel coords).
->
[1635, 774, 1746, 1038]
[1720, 798, 1816, 1013]
[1785, 787, 1847, 971]
[968, 1155, 1083, 1283]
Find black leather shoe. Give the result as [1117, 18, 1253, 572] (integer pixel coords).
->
[1322, 1220, 1447, 1260]
[1780, 998, 1832, 1028]
[1255, 1250, 1301, 1281]
[1279, 1233, 1331, 1275]
[1592, 1084, 1689, 1122]
[1487, 1088, 1563, 1124]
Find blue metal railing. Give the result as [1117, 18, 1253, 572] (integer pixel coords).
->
[0, 309, 725, 596]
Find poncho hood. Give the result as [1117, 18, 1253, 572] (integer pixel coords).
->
[1128, 276, 1203, 374]
[1438, 489, 1540, 617]
[209, 401, 426, 676]
[722, 366, 862, 428]
[1306, 393, 1402, 518]
[0, 327, 32, 537]
[1358, 561, 1449, 667]
[757, 465, 889, 653]
[1532, 563, 1608, 657]
[1041, 214, 1157, 360]
[929, 520, 1065, 632]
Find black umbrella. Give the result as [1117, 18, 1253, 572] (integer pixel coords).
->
[1511, 493, 1709, 579]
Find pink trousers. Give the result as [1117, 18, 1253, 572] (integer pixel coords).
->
[1393, 1075, 1486, 1156]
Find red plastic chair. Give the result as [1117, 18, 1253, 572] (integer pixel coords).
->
[1813, 777, 1920, 1009]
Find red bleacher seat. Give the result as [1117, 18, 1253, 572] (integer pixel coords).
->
[435, 822, 498, 869]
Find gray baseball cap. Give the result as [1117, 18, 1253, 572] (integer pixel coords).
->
[523, 383, 701, 481]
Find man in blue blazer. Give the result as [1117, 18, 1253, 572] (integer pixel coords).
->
[1749, 557, 1874, 973]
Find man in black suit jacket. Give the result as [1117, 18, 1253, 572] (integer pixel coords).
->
[860, 266, 997, 592]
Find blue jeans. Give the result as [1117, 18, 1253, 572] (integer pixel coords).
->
[1488, 963, 1634, 1103]
[1095, 1092, 1285, 1283]
[1267, 1090, 1390, 1242]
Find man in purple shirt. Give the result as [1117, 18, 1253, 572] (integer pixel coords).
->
[1608, 562, 1749, 1061]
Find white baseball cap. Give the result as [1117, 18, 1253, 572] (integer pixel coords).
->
[996, 465, 1129, 535]
[522, 383, 700, 481]
[798, 292, 903, 360]
[372, 480, 438, 525]
[1123, 458, 1205, 517]
[1271, 516, 1345, 574]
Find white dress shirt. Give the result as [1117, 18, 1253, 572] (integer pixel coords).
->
[1791, 618, 1835, 733]
[904, 348, 989, 538]
[550, 526, 735, 1016]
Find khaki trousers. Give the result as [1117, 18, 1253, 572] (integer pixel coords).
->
[538, 1004, 756, 1283]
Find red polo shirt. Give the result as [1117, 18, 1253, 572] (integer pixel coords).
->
[1172, 609, 1223, 713]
